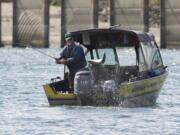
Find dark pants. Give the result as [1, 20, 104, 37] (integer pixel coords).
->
[68, 71, 76, 91]
[68, 67, 86, 91]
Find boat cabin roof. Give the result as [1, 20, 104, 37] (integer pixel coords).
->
[70, 28, 164, 72]
[70, 28, 156, 50]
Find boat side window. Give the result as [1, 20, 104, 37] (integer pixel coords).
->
[151, 50, 163, 69]
[138, 47, 147, 72]
[85, 50, 92, 61]
[89, 48, 117, 65]
[116, 47, 136, 66]
[98, 48, 118, 65]
[85, 49, 105, 63]
[85, 49, 100, 60]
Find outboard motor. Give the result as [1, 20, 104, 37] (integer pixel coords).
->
[103, 80, 116, 93]
[103, 80, 117, 105]
[74, 68, 94, 105]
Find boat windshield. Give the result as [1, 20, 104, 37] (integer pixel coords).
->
[138, 33, 164, 70]
[86, 48, 118, 65]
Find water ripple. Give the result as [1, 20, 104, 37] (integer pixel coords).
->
[0, 48, 180, 135]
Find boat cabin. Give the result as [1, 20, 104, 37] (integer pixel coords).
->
[70, 28, 165, 84]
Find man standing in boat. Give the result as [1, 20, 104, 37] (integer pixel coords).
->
[55, 32, 87, 91]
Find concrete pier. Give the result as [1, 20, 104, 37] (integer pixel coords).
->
[0, 0, 180, 48]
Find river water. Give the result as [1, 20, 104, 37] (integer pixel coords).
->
[0, 47, 180, 135]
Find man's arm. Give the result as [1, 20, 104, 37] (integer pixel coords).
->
[55, 47, 67, 64]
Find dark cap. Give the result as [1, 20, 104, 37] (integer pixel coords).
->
[65, 32, 73, 41]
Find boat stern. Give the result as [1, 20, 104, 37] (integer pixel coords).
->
[43, 84, 80, 106]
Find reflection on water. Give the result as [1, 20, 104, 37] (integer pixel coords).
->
[0, 48, 180, 135]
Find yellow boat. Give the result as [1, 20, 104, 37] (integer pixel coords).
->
[43, 80, 80, 106]
[43, 28, 168, 107]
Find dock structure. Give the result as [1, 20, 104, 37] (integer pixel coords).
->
[0, 0, 180, 48]
[110, 0, 147, 31]
[161, 0, 180, 48]
[60, 0, 98, 47]
[143, 0, 149, 32]
[13, 0, 50, 48]
[160, 0, 166, 48]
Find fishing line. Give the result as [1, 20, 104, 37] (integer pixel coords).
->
[13, 42, 56, 60]
[169, 64, 180, 67]
[29, 48, 56, 59]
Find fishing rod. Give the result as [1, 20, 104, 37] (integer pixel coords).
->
[32, 48, 56, 59]
[13, 42, 57, 59]
[14, 42, 67, 77]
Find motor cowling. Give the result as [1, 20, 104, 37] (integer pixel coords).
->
[74, 69, 95, 105]
[103, 80, 116, 93]
[74, 69, 94, 95]
[102, 80, 118, 105]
